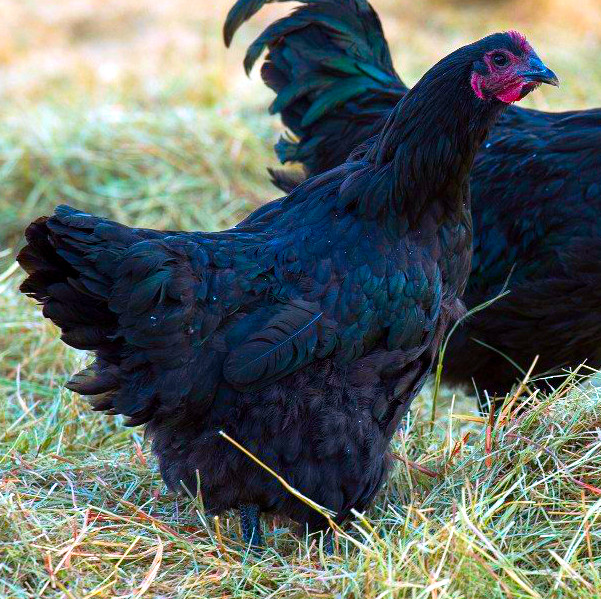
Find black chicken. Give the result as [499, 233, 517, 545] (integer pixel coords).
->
[18, 34, 553, 545]
[225, 0, 601, 401]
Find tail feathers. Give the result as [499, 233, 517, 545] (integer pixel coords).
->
[18, 206, 223, 427]
[225, 0, 406, 185]
[223, 0, 268, 47]
[65, 361, 157, 427]
[18, 206, 126, 341]
[66, 362, 120, 396]
[17, 206, 156, 425]
[19, 218, 77, 295]
[224, 0, 312, 47]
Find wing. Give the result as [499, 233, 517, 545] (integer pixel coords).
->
[223, 299, 336, 390]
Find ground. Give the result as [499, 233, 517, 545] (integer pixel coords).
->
[1, 1, 600, 597]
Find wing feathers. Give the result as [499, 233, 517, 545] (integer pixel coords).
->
[224, 300, 334, 390]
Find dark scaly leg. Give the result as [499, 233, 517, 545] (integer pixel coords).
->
[239, 504, 263, 548]
[322, 530, 335, 555]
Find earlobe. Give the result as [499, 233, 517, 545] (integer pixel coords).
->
[471, 73, 486, 100]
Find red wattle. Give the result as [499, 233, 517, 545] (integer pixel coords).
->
[495, 82, 525, 103]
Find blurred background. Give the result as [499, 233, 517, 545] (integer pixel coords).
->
[0, 0, 601, 244]
[2, 0, 600, 106]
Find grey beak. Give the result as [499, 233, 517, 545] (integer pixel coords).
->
[519, 57, 560, 87]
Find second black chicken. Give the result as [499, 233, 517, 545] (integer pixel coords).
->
[225, 0, 598, 402]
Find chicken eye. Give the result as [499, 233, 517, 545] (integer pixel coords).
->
[492, 53, 509, 67]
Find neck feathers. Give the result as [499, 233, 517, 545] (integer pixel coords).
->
[343, 54, 507, 228]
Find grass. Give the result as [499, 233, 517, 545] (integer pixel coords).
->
[0, 101, 278, 247]
[1, 0, 601, 597]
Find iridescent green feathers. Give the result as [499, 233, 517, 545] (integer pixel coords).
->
[225, 0, 405, 175]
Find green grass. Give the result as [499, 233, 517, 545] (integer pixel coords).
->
[0, 100, 278, 247]
[2, 0, 601, 596]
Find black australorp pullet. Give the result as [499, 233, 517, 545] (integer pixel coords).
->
[18, 33, 552, 544]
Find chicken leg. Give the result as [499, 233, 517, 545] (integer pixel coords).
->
[240, 504, 263, 547]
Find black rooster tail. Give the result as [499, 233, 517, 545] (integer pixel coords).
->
[224, 0, 407, 183]
[19, 208, 123, 354]
[18, 206, 154, 425]
[223, 0, 278, 47]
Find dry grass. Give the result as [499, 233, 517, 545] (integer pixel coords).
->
[1, 0, 601, 597]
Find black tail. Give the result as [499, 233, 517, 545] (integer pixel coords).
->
[225, 0, 407, 188]
[18, 206, 164, 426]
[18, 208, 128, 354]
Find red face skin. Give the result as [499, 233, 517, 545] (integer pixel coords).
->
[471, 31, 540, 104]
